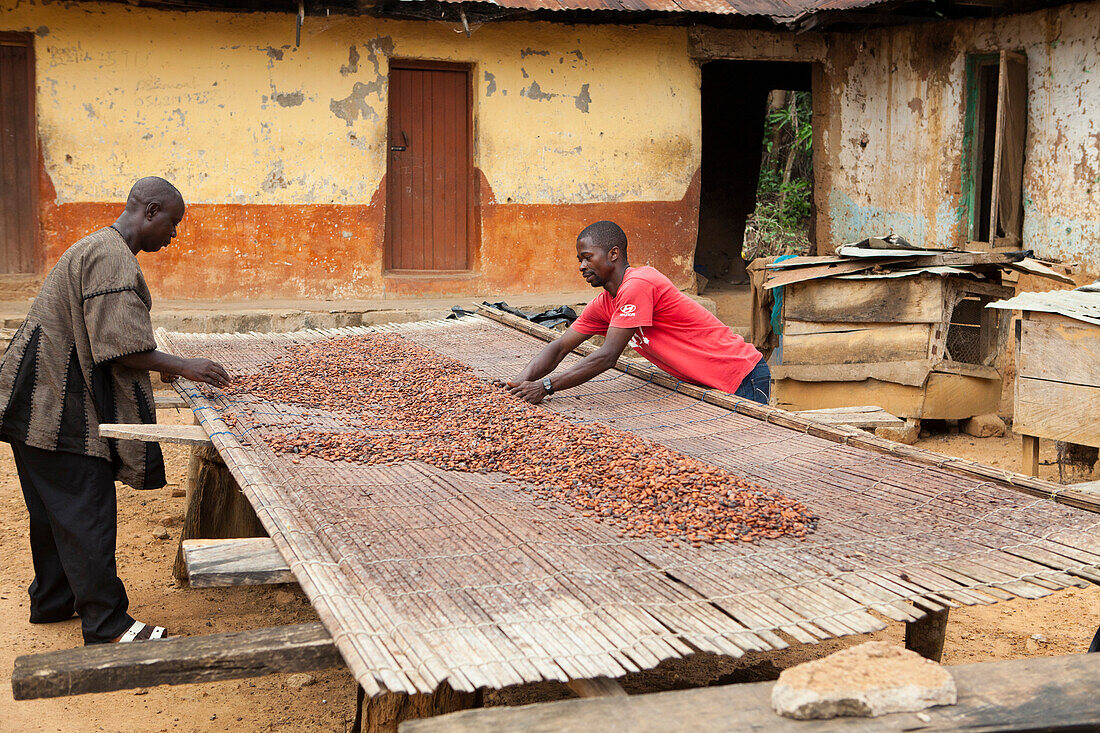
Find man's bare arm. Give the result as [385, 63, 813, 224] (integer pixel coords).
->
[508, 326, 635, 404]
[513, 327, 592, 383]
[115, 350, 231, 388]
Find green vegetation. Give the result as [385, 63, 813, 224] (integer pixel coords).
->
[743, 90, 814, 260]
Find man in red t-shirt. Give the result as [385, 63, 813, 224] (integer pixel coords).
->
[507, 221, 769, 405]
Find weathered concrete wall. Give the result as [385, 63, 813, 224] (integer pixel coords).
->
[819, 1, 1100, 277]
[0, 1, 700, 299]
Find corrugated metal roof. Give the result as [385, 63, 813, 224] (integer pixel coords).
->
[988, 290, 1100, 327]
[431, 0, 888, 19]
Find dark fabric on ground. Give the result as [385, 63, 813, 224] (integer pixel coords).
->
[12, 439, 134, 644]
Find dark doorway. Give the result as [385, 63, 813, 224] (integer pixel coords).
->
[0, 33, 39, 274]
[695, 61, 812, 286]
[385, 61, 473, 272]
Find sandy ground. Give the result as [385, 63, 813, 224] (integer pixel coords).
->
[2, 409, 1098, 732]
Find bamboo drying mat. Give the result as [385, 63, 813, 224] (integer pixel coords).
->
[158, 317, 1100, 697]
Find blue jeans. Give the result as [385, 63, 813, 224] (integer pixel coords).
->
[733, 358, 771, 405]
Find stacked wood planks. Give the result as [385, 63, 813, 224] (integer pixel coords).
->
[771, 274, 1012, 419]
[157, 316, 1100, 698]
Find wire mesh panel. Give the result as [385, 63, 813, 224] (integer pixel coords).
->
[160, 317, 1100, 696]
[946, 293, 1004, 366]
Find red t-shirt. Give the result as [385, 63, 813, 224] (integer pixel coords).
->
[571, 266, 762, 393]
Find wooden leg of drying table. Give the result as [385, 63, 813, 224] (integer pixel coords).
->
[905, 608, 950, 662]
[355, 682, 482, 733]
[173, 446, 266, 582]
[1022, 435, 1040, 477]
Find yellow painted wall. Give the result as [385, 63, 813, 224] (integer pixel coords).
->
[1, 0, 703, 299]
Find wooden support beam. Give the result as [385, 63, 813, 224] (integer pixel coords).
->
[1021, 435, 1040, 477]
[182, 537, 294, 587]
[904, 608, 950, 662]
[11, 623, 342, 700]
[355, 683, 482, 733]
[402, 652, 1100, 733]
[174, 446, 267, 581]
[98, 423, 212, 446]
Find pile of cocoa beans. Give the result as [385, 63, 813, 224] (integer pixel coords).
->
[229, 335, 816, 546]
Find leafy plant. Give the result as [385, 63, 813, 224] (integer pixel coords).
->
[745, 90, 814, 260]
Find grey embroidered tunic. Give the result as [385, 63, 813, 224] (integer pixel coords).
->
[0, 227, 166, 490]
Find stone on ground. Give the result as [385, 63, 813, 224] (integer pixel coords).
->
[771, 641, 956, 720]
[963, 414, 1006, 438]
[875, 418, 919, 445]
[285, 673, 316, 689]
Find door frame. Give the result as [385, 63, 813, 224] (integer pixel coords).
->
[0, 32, 40, 274]
[384, 59, 476, 274]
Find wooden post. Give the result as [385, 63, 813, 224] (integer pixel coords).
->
[1022, 435, 1040, 477]
[173, 446, 266, 581]
[353, 682, 481, 733]
[905, 608, 950, 662]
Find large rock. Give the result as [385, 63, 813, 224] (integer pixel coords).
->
[963, 414, 1006, 438]
[771, 641, 956, 720]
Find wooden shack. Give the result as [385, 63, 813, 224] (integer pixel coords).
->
[771, 272, 1014, 421]
[989, 289, 1100, 476]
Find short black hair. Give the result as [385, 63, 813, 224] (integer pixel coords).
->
[126, 176, 183, 209]
[578, 220, 627, 254]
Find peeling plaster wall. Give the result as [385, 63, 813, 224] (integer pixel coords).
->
[0, 1, 701, 299]
[820, 1, 1100, 277]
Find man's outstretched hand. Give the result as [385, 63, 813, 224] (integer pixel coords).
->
[177, 358, 231, 388]
[504, 379, 548, 405]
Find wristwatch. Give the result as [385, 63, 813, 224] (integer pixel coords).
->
[542, 376, 554, 395]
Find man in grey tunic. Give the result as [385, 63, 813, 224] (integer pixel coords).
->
[0, 177, 230, 644]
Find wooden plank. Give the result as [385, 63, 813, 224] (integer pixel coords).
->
[1014, 378, 1100, 448]
[762, 260, 879, 289]
[183, 537, 294, 588]
[1017, 319, 1100, 387]
[783, 277, 944, 324]
[931, 361, 1001, 381]
[1021, 435, 1040, 477]
[11, 623, 342, 700]
[98, 423, 212, 446]
[401, 652, 1100, 733]
[781, 323, 931, 365]
[774, 378, 927, 417]
[922, 372, 1003, 420]
[767, 371, 1001, 421]
[783, 320, 920, 336]
[1070, 480, 1100, 494]
[771, 360, 932, 387]
[154, 393, 189, 410]
[792, 407, 904, 429]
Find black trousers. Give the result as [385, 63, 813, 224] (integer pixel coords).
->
[11, 439, 134, 644]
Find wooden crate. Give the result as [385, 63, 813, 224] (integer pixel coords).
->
[772, 275, 1013, 419]
[1015, 310, 1100, 475]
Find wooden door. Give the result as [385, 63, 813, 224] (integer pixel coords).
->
[385, 62, 471, 272]
[0, 34, 38, 274]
